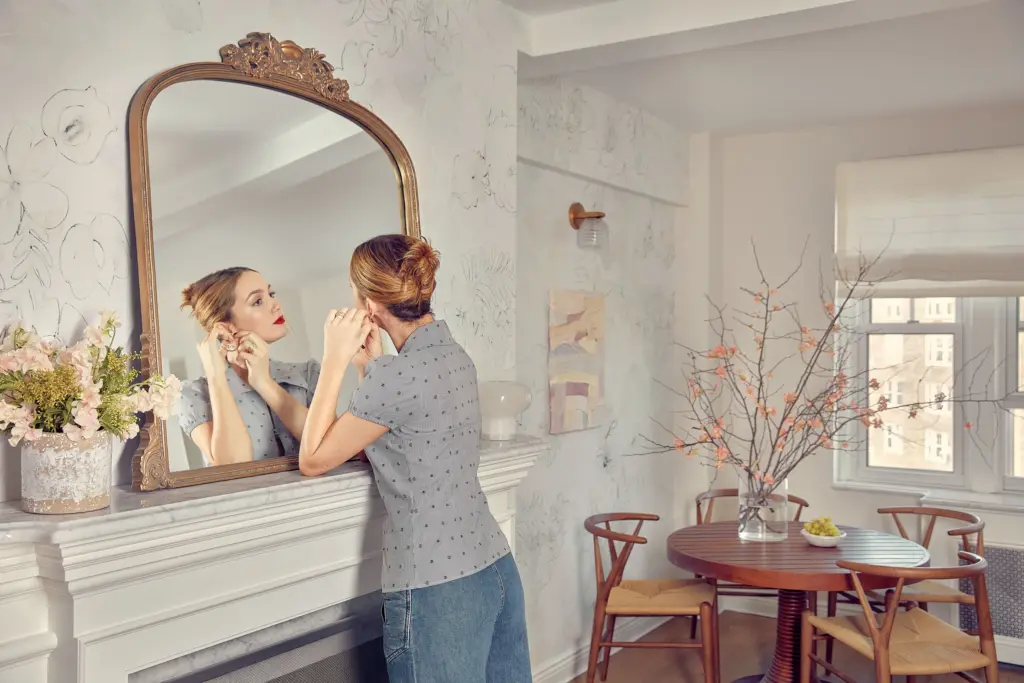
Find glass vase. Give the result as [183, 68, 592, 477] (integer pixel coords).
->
[737, 474, 789, 542]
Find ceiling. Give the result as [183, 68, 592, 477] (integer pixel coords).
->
[499, 0, 617, 15]
[552, 0, 1024, 133]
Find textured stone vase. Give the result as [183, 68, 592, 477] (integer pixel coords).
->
[21, 431, 112, 514]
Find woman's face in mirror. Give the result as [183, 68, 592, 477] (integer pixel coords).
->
[227, 270, 287, 343]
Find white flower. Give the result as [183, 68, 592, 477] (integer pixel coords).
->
[124, 422, 140, 439]
[40, 87, 116, 165]
[98, 309, 121, 329]
[0, 123, 70, 244]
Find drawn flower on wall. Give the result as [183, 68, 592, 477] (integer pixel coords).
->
[452, 150, 488, 209]
[0, 123, 69, 245]
[160, 0, 203, 33]
[449, 248, 515, 343]
[59, 214, 129, 300]
[340, 41, 374, 86]
[41, 87, 116, 165]
[356, 0, 410, 58]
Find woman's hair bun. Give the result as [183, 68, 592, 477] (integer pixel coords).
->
[180, 284, 197, 311]
[402, 239, 440, 302]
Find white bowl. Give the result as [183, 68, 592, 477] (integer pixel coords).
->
[802, 528, 846, 548]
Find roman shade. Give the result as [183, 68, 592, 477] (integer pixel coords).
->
[835, 145, 1024, 297]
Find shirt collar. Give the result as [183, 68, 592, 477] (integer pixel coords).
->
[223, 359, 310, 395]
[400, 320, 453, 354]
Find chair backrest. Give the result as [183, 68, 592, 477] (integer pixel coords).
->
[877, 506, 985, 556]
[583, 513, 658, 601]
[837, 552, 996, 668]
[695, 488, 809, 524]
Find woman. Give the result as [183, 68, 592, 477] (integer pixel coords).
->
[178, 267, 320, 466]
[299, 235, 531, 683]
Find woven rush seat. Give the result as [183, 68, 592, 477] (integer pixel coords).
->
[870, 579, 972, 602]
[607, 579, 716, 616]
[808, 607, 990, 676]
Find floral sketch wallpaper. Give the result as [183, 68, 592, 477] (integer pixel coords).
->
[516, 76, 693, 673]
[0, 0, 518, 499]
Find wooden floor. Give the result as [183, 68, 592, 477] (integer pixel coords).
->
[570, 611, 1022, 683]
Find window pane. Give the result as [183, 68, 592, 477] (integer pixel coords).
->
[1019, 297, 1024, 323]
[1019, 331, 1024, 392]
[1014, 409, 1024, 478]
[867, 334, 954, 472]
[871, 298, 955, 324]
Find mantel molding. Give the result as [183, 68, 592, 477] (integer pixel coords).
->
[0, 436, 546, 683]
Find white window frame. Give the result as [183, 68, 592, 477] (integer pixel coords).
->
[837, 297, 1019, 497]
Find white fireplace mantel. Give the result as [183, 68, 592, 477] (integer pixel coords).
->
[0, 436, 546, 683]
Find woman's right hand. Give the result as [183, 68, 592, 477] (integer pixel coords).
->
[197, 324, 232, 378]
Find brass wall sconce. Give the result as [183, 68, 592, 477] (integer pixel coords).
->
[568, 202, 606, 249]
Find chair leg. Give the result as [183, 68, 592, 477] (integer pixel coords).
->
[700, 603, 716, 683]
[807, 592, 819, 679]
[800, 610, 813, 683]
[825, 592, 838, 665]
[599, 615, 617, 681]
[585, 603, 607, 683]
[985, 660, 1000, 682]
[713, 606, 722, 683]
[690, 614, 698, 640]
[873, 657, 891, 683]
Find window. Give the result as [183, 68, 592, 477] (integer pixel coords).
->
[840, 297, 1024, 495]
[884, 424, 904, 456]
[924, 429, 951, 466]
[926, 336, 953, 365]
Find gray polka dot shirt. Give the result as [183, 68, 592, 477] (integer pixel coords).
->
[177, 359, 321, 464]
[348, 320, 510, 592]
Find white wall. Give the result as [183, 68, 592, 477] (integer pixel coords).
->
[0, 0, 518, 498]
[516, 77, 699, 678]
[711, 103, 1024, 530]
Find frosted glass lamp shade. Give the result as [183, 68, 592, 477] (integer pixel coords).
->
[479, 381, 532, 441]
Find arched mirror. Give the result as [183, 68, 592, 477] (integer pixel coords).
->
[128, 33, 421, 491]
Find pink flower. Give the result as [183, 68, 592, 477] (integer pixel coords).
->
[784, 392, 798, 404]
[965, 422, 975, 430]
[673, 438, 684, 451]
[764, 474, 776, 485]
[80, 383, 103, 410]
[84, 325, 106, 347]
[715, 365, 728, 378]
[715, 446, 729, 460]
[753, 471, 763, 481]
[824, 302, 836, 316]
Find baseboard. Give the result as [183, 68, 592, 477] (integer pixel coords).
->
[531, 616, 671, 683]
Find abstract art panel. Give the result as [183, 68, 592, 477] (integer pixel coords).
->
[549, 290, 605, 434]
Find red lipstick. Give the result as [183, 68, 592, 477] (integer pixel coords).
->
[274, 316, 285, 325]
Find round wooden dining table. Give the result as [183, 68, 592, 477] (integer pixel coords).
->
[667, 521, 929, 683]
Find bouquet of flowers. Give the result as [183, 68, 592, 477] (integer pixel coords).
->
[0, 312, 181, 446]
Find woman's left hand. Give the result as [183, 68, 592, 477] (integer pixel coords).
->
[236, 332, 273, 390]
[323, 308, 372, 369]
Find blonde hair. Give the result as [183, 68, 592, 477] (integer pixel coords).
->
[180, 267, 254, 331]
[350, 235, 440, 321]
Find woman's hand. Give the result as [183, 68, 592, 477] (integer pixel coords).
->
[236, 332, 272, 391]
[323, 308, 372, 371]
[352, 322, 382, 374]
[197, 324, 232, 379]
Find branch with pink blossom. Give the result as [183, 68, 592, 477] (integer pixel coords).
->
[0, 313, 182, 446]
[634, 242, 1018, 505]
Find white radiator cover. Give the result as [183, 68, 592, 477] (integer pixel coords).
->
[959, 543, 1024, 666]
[0, 436, 545, 683]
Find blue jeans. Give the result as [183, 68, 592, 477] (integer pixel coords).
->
[382, 553, 531, 683]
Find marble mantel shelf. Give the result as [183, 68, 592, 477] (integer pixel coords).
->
[0, 435, 547, 683]
[0, 435, 545, 544]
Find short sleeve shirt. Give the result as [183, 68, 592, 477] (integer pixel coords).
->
[177, 359, 321, 464]
[348, 320, 510, 592]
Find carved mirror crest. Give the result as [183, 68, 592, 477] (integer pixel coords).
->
[128, 33, 421, 491]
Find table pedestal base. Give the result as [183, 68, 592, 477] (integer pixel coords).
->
[732, 589, 809, 683]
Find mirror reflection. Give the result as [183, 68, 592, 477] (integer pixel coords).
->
[147, 80, 402, 472]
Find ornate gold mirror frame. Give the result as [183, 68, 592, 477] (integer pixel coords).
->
[127, 33, 421, 491]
